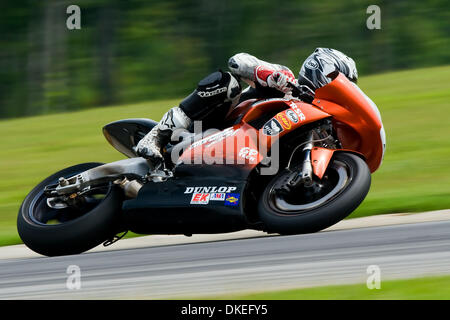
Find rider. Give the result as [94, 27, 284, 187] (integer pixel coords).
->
[136, 48, 358, 164]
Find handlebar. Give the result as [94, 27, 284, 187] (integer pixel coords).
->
[286, 82, 315, 102]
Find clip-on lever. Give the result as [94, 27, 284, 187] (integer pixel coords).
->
[287, 82, 315, 103]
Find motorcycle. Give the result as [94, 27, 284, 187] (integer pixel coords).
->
[17, 72, 386, 256]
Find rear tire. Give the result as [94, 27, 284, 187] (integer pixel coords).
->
[258, 152, 371, 234]
[17, 163, 123, 257]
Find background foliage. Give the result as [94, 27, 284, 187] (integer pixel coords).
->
[1, 0, 449, 119]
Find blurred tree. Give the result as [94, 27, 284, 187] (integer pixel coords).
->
[0, 0, 448, 119]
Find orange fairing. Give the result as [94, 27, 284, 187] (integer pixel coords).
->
[310, 147, 334, 179]
[241, 98, 293, 124]
[239, 99, 332, 163]
[178, 123, 263, 168]
[313, 73, 385, 172]
[245, 99, 332, 138]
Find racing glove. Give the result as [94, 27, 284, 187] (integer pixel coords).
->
[255, 66, 297, 94]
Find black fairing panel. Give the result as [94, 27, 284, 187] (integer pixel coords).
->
[103, 118, 157, 158]
[122, 164, 253, 234]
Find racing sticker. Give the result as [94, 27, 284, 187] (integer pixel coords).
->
[238, 147, 258, 162]
[185, 186, 237, 194]
[224, 193, 240, 206]
[210, 193, 226, 201]
[275, 113, 292, 130]
[262, 119, 283, 136]
[289, 102, 306, 121]
[189, 127, 238, 149]
[285, 109, 299, 123]
[190, 193, 210, 205]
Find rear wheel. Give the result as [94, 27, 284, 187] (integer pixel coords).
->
[17, 163, 123, 256]
[258, 152, 371, 234]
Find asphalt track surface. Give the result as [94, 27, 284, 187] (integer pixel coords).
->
[1, 219, 450, 299]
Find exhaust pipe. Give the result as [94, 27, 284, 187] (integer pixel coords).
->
[114, 178, 143, 198]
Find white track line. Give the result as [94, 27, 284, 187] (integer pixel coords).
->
[1, 209, 449, 260]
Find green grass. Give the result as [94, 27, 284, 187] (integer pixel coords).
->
[1, 65, 450, 246]
[350, 65, 450, 218]
[206, 275, 450, 300]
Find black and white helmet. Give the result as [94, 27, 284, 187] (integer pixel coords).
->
[298, 48, 358, 91]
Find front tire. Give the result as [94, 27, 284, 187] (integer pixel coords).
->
[258, 152, 371, 234]
[17, 163, 123, 257]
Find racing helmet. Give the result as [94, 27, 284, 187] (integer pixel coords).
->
[298, 48, 358, 91]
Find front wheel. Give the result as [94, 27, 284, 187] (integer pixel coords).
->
[17, 163, 123, 256]
[258, 152, 371, 234]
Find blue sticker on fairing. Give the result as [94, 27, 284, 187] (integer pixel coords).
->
[224, 193, 240, 206]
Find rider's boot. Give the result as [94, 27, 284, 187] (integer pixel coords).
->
[136, 107, 192, 165]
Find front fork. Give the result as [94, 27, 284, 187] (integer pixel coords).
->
[275, 132, 315, 195]
[286, 131, 314, 189]
[277, 129, 341, 193]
